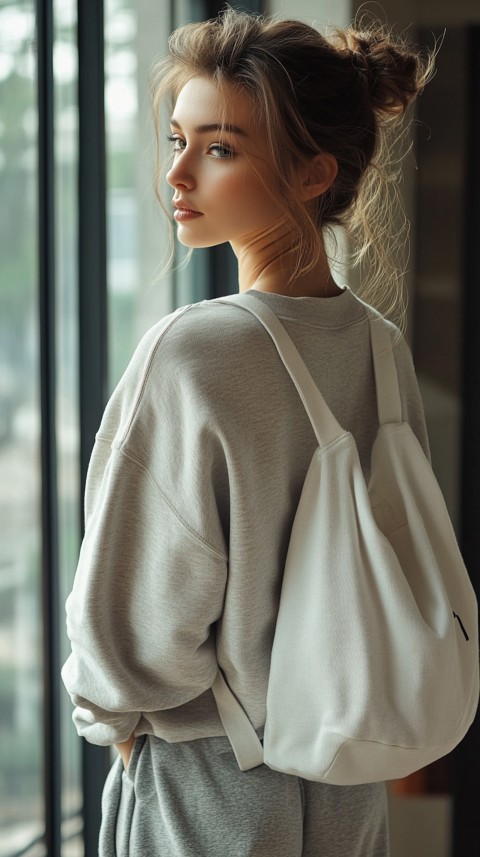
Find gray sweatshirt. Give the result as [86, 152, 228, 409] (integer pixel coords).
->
[61, 287, 429, 746]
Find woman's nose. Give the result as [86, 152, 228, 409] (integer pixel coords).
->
[166, 154, 195, 190]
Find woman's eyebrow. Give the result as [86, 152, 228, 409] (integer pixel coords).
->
[170, 117, 248, 136]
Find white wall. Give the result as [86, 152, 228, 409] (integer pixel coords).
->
[267, 0, 351, 28]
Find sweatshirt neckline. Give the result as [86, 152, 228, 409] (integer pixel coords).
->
[238, 286, 369, 329]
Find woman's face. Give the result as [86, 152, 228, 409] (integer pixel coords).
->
[166, 76, 286, 250]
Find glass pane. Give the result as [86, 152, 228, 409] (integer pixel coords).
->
[0, 2, 44, 854]
[53, 0, 83, 854]
[105, 0, 210, 391]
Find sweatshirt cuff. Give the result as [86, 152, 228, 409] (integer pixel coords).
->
[71, 705, 140, 746]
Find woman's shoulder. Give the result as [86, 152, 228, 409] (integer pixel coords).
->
[140, 296, 262, 362]
[157, 295, 265, 350]
[96, 298, 263, 447]
[114, 298, 254, 385]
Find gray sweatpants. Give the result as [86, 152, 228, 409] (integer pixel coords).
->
[99, 734, 389, 856]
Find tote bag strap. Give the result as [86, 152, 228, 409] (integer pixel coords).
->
[217, 292, 344, 447]
[219, 293, 403, 429]
[368, 315, 403, 426]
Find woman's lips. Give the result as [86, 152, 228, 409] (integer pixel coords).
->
[173, 201, 203, 221]
[173, 208, 203, 221]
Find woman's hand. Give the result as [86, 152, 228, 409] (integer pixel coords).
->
[115, 735, 135, 770]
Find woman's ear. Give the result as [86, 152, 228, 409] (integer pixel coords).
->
[299, 153, 338, 202]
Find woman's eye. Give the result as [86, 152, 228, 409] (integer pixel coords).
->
[167, 135, 234, 159]
[167, 134, 185, 152]
[209, 144, 234, 159]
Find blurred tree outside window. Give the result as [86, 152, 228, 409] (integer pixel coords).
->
[0, 2, 44, 853]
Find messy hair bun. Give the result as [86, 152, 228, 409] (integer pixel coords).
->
[150, 8, 435, 325]
[338, 27, 426, 116]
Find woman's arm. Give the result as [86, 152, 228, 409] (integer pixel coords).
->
[61, 304, 230, 746]
[115, 735, 135, 768]
[61, 445, 228, 746]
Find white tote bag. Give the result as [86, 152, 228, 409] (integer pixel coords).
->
[212, 292, 479, 785]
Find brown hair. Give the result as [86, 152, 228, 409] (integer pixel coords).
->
[150, 7, 435, 324]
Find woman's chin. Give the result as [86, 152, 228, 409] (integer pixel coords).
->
[176, 232, 225, 250]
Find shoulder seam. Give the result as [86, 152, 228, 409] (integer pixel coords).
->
[110, 442, 228, 562]
[119, 303, 197, 447]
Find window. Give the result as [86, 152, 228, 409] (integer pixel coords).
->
[104, 0, 232, 390]
[0, 3, 44, 853]
[105, 0, 174, 388]
[0, 3, 263, 855]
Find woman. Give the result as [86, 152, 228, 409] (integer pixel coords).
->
[62, 8, 434, 856]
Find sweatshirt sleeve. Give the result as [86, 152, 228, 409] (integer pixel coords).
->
[61, 310, 229, 746]
[61, 445, 227, 745]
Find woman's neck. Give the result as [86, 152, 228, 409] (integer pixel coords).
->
[231, 218, 342, 298]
